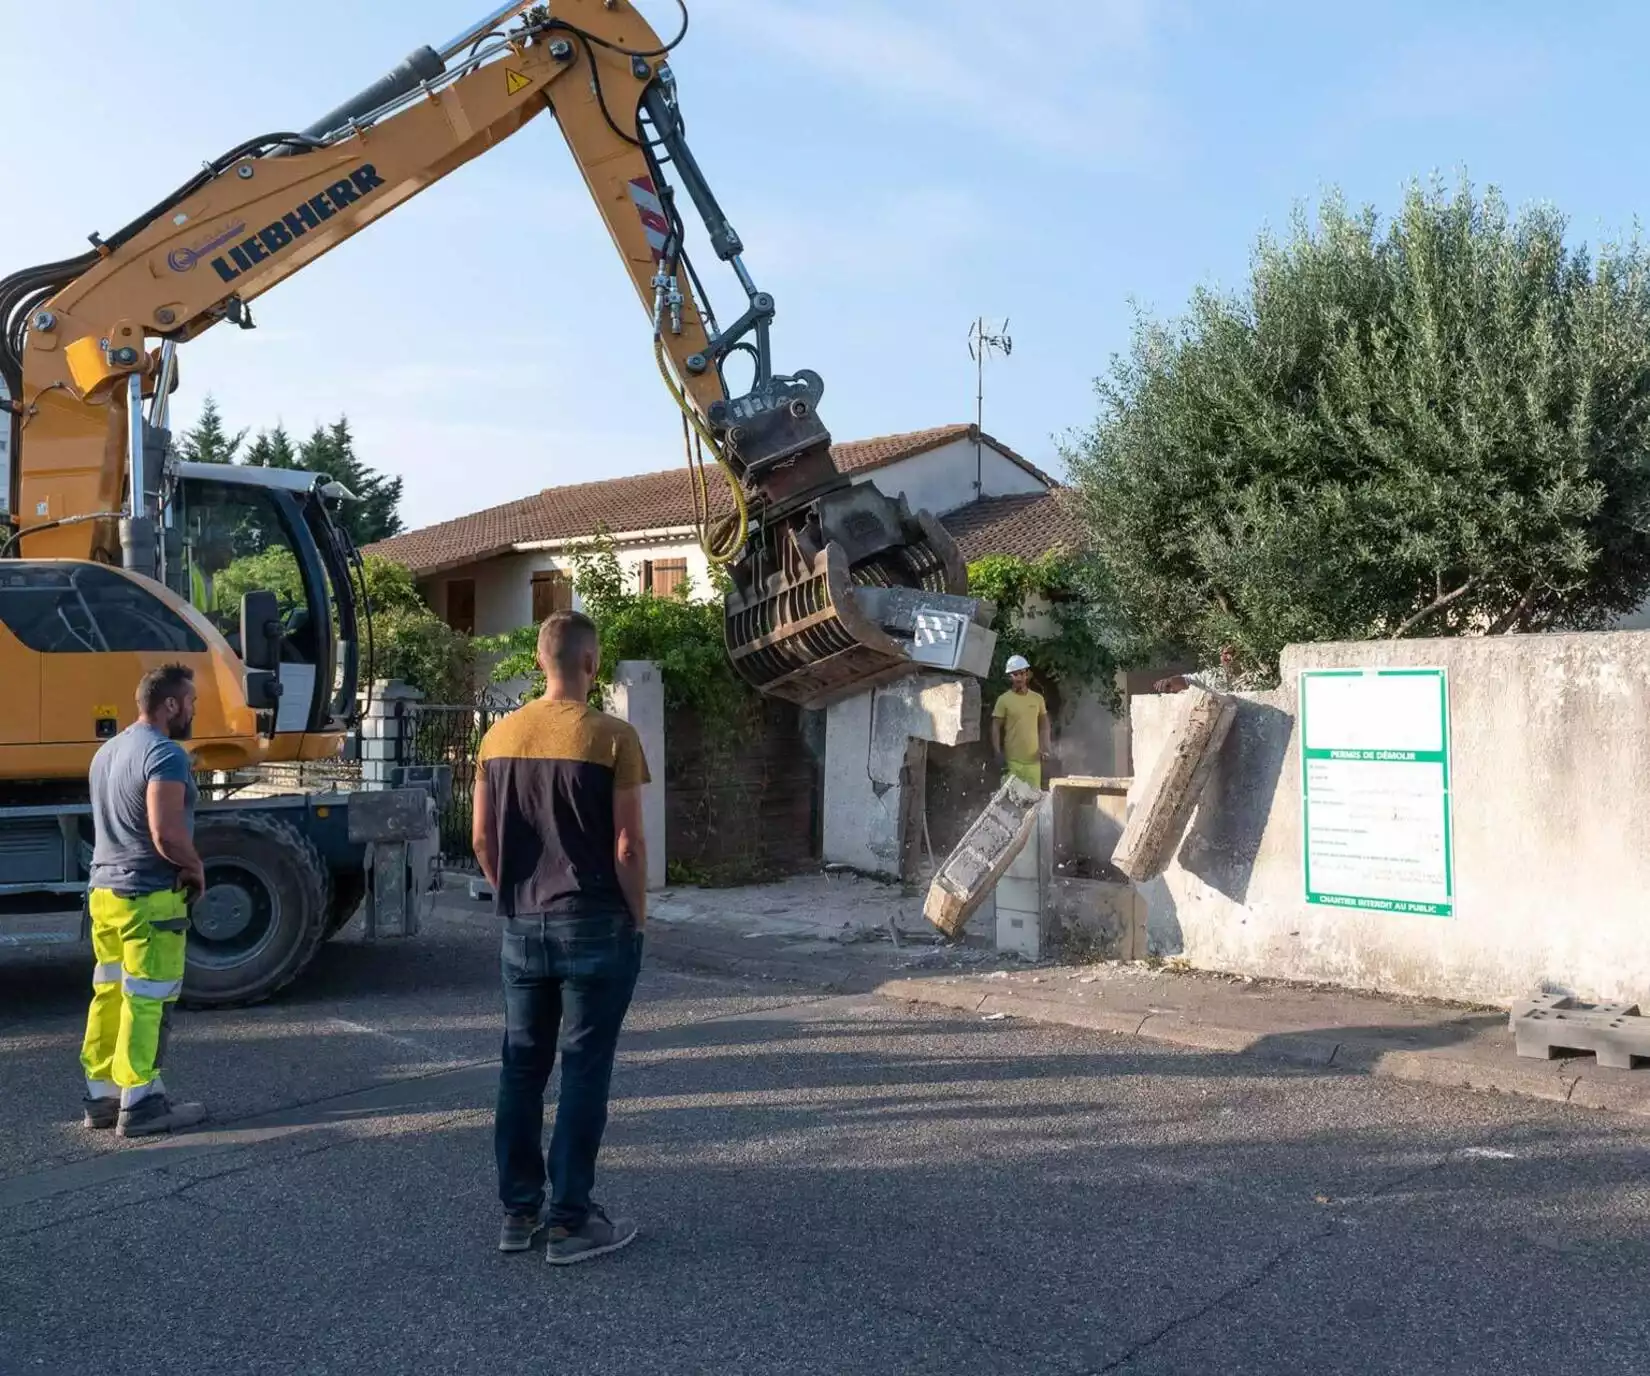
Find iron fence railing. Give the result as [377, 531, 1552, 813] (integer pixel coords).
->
[398, 702, 511, 869]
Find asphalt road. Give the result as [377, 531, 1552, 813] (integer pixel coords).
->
[3, 905, 1650, 1375]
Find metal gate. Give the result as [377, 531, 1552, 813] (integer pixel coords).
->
[399, 702, 506, 869]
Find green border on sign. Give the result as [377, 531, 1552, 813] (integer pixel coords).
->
[1299, 667, 1453, 918]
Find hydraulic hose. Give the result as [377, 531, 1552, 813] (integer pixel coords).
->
[653, 337, 746, 564]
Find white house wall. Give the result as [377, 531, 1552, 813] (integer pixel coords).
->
[420, 537, 716, 632]
[421, 554, 528, 635]
[610, 536, 715, 601]
[857, 438, 1047, 517]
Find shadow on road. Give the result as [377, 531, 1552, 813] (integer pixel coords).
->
[6, 949, 1650, 1374]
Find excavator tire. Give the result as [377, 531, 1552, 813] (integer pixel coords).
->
[180, 811, 331, 1009]
[323, 871, 367, 941]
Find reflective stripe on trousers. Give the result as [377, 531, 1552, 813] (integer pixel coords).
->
[80, 889, 189, 1094]
[1003, 759, 1042, 789]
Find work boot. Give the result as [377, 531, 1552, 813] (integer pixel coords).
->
[81, 1097, 119, 1130]
[545, 1203, 638, 1266]
[116, 1094, 207, 1138]
[498, 1207, 549, 1253]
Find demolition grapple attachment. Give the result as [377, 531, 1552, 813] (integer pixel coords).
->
[718, 398, 995, 710]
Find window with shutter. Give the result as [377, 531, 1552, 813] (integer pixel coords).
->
[649, 558, 689, 598]
[531, 569, 573, 621]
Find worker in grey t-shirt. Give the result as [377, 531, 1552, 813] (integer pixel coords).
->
[81, 663, 208, 1138]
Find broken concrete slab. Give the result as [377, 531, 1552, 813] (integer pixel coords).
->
[871, 672, 983, 750]
[1113, 686, 1235, 882]
[923, 776, 1044, 938]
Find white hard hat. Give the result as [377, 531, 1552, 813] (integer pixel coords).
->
[1005, 654, 1031, 674]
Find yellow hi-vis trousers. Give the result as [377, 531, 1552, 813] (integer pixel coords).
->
[1003, 758, 1043, 789]
[80, 889, 189, 1108]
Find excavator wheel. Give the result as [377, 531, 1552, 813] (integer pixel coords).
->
[181, 811, 331, 1009]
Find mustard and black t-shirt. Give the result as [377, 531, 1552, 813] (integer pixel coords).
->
[477, 699, 651, 918]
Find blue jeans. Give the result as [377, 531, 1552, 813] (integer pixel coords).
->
[494, 911, 643, 1226]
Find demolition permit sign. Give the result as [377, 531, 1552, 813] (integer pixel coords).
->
[1299, 668, 1454, 917]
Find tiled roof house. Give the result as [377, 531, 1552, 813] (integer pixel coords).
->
[367, 424, 1083, 635]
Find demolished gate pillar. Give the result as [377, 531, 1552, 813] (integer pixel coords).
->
[822, 674, 981, 882]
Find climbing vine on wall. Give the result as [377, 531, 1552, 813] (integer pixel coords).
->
[477, 532, 757, 734]
[967, 553, 1123, 712]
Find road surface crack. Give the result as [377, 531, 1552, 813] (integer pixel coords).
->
[1085, 1149, 1459, 1372]
[1085, 1223, 1333, 1374]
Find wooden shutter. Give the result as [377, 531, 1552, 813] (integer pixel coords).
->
[531, 569, 572, 621]
[446, 579, 476, 636]
[650, 558, 689, 597]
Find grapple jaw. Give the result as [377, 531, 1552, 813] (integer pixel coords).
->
[712, 380, 994, 708]
[723, 478, 994, 710]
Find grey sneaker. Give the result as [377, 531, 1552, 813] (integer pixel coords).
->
[545, 1204, 638, 1266]
[82, 1097, 119, 1130]
[498, 1208, 548, 1253]
[116, 1095, 207, 1138]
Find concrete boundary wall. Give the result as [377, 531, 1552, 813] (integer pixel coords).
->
[604, 661, 667, 890]
[1130, 632, 1650, 1007]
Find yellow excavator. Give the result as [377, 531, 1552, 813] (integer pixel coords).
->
[0, 1, 987, 1005]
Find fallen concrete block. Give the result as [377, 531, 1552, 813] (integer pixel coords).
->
[1511, 993, 1650, 1069]
[1113, 686, 1235, 882]
[923, 776, 1044, 938]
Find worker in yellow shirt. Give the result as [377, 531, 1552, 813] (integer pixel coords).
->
[991, 654, 1051, 789]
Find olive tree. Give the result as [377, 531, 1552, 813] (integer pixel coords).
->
[1067, 178, 1650, 679]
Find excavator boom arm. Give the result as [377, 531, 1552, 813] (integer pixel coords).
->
[2, 1, 977, 724]
[6, 1, 752, 551]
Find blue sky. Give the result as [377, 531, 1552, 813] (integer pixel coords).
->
[2, 1, 1642, 529]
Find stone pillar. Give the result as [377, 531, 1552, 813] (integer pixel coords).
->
[358, 679, 423, 791]
[604, 660, 667, 890]
[824, 675, 981, 881]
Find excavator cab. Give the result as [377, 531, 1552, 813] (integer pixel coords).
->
[0, 458, 361, 785]
[162, 461, 362, 753]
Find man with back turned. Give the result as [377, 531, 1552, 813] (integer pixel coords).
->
[473, 610, 650, 1265]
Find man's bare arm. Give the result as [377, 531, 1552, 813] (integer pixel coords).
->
[1038, 710, 1053, 760]
[990, 718, 1004, 760]
[613, 785, 648, 928]
[146, 780, 204, 898]
[471, 772, 500, 891]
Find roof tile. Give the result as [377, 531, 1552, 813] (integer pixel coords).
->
[366, 423, 1053, 574]
[941, 490, 1088, 564]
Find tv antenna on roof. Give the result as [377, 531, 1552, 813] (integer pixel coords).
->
[968, 316, 1013, 497]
